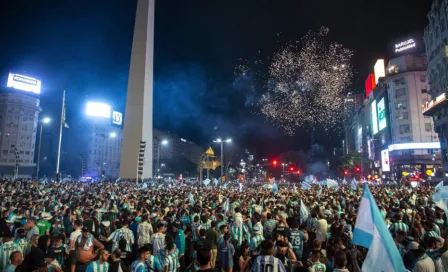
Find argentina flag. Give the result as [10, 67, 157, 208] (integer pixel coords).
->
[352, 184, 406, 272]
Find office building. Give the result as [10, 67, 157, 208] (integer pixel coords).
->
[422, 0, 448, 173]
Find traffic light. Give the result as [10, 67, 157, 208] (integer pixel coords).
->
[289, 166, 295, 172]
[296, 170, 301, 174]
[272, 160, 278, 166]
[355, 166, 360, 172]
[344, 170, 348, 175]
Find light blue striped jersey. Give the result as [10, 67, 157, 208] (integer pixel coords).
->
[0, 241, 21, 271]
[131, 260, 148, 272]
[250, 235, 265, 251]
[13, 238, 28, 256]
[108, 228, 135, 252]
[388, 221, 409, 235]
[164, 249, 179, 272]
[85, 260, 110, 272]
[250, 255, 287, 272]
[146, 255, 162, 271]
[230, 223, 248, 246]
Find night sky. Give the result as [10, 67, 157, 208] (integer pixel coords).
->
[0, 0, 433, 158]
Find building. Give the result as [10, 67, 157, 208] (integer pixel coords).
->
[348, 53, 441, 179]
[422, 0, 448, 173]
[153, 129, 203, 175]
[0, 90, 41, 178]
[83, 120, 122, 178]
[120, 0, 155, 179]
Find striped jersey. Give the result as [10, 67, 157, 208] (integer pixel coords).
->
[306, 217, 318, 233]
[250, 235, 265, 251]
[131, 260, 149, 272]
[388, 221, 409, 235]
[216, 221, 227, 234]
[230, 223, 248, 246]
[250, 255, 287, 272]
[146, 255, 162, 271]
[264, 219, 278, 237]
[163, 249, 179, 272]
[151, 232, 166, 262]
[0, 241, 21, 271]
[137, 222, 153, 247]
[198, 221, 211, 232]
[108, 228, 135, 252]
[14, 238, 28, 256]
[85, 260, 110, 272]
[308, 262, 326, 272]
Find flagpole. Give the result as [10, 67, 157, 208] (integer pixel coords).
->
[56, 90, 65, 176]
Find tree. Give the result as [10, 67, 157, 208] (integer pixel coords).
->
[338, 151, 363, 171]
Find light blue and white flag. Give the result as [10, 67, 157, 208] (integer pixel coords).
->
[203, 179, 211, 186]
[352, 185, 406, 272]
[214, 178, 219, 187]
[326, 179, 338, 189]
[239, 183, 243, 192]
[351, 179, 357, 190]
[436, 180, 444, 191]
[141, 182, 148, 189]
[299, 199, 309, 224]
[342, 178, 347, 185]
[293, 184, 297, 192]
[301, 182, 311, 190]
[272, 183, 279, 195]
[304, 175, 314, 183]
[189, 192, 195, 205]
[433, 185, 448, 212]
[224, 198, 230, 213]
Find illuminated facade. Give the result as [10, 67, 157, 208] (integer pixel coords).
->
[0, 91, 41, 177]
[423, 0, 448, 173]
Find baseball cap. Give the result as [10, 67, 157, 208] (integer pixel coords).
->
[82, 227, 89, 232]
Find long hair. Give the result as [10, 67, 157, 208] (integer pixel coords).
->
[37, 235, 50, 253]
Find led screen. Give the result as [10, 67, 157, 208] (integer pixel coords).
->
[7, 73, 41, 94]
[377, 98, 387, 131]
[85, 102, 111, 118]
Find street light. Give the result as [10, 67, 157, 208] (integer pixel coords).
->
[213, 138, 232, 180]
[156, 139, 168, 176]
[36, 117, 51, 180]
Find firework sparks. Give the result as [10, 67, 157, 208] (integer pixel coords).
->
[261, 27, 354, 134]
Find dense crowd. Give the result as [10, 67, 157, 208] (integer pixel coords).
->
[0, 179, 445, 272]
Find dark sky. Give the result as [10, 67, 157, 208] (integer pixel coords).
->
[0, 0, 433, 158]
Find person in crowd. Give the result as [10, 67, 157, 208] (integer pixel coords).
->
[332, 251, 349, 272]
[251, 240, 286, 272]
[109, 248, 130, 272]
[4, 251, 23, 272]
[44, 252, 63, 272]
[218, 233, 235, 272]
[85, 248, 110, 272]
[0, 231, 21, 270]
[74, 227, 104, 272]
[239, 241, 252, 272]
[196, 248, 213, 272]
[205, 220, 218, 269]
[23, 234, 44, 271]
[137, 214, 153, 249]
[151, 222, 167, 262]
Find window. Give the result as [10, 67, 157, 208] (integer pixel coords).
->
[421, 88, 428, 94]
[396, 101, 408, 110]
[2, 150, 7, 155]
[420, 75, 427, 82]
[400, 124, 410, 134]
[425, 123, 432, 132]
[396, 88, 406, 97]
[399, 111, 409, 120]
[400, 136, 412, 141]
[394, 77, 406, 86]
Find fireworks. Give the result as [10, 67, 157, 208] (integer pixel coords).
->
[260, 27, 354, 134]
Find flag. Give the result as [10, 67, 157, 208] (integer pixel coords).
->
[433, 185, 448, 212]
[299, 199, 309, 224]
[342, 178, 347, 184]
[272, 183, 279, 194]
[214, 178, 219, 186]
[239, 183, 243, 192]
[293, 184, 297, 192]
[224, 198, 230, 213]
[301, 182, 311, 190]
[436, 180, 444, 191]
[203, 179, 211, 186]
[189, 192, 195, 205]
[352, 185, 405, 272]
[351, 179, 357, 190]
[61, 91, 69, 128]
[326, 179, 339, 189]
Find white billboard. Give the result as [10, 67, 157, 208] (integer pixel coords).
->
[381, 149, 390, 172]
[112, 110, 123, 125]
[377, 97, 387, 131]
[371, 100, 378, 135]
[374, 59, 385, 84]
[85, 102, 111, 118]
[7, 73, 41, 94]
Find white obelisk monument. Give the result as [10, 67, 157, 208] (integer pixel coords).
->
[120, 0, 154, 179]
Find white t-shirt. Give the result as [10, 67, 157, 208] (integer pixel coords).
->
[69, 229, 82, 251]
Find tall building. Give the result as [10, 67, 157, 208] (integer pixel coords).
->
[348, 52, 441, 178]
[422, 0, 448, 173]
[0, 89, 41, 177]
[120, 0, 155, 179]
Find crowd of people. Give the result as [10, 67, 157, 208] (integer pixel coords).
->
[0, 179, 445, 272]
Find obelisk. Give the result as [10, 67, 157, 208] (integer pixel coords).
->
[119, 0, 154, 179]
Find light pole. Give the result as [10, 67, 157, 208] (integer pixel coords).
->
[281, 163, 286, 174]
[156, 139, 168, 177]
[36, 117, 51, 180]
[213, 138, 232, 180]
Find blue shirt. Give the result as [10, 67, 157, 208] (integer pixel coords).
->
[218, 242, 235, 269]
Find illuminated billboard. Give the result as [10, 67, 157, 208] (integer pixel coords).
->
[112, 110, 123, 126]
[387, 34, 424, 57]
[7, 73, 41, 94]
[381, 149, 390, 172]
[374, 59, 385, 84]
[356, 127, 363, 152]
[377, 97, 387, 131]
[85, 102, 111, 118]
[371, 100, 378, 135]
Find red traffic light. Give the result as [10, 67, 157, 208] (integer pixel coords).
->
[344, 170, 348, 175]
[355, 166, 360, 172]
[296, 170, 301, 174]
[289, 167, 295, 172]
[272, 160, 278, 166]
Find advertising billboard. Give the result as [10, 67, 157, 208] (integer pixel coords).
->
[381, 149, 390, 172]
[377, 97, 387, 131]
[371, 100, 378, 135]
[356, 127, 363, 152]
[365, 73, 375, 98]
[112, 110, 123, 126]
[7, 73, 41, 94]
[387, 33, 424, 58]
[85, 102, 111, 118]
[374, 59, 385, 84]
